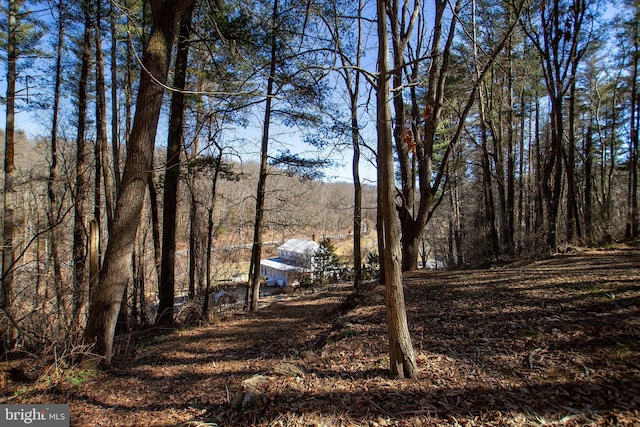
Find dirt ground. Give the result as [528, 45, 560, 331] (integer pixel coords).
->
[3, 244, 640, 426]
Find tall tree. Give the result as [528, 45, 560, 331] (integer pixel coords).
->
[72, 1, 93, 334]
[246, 0, 331, 311]
[320, 0, 365, 293]
[247, 0, 279, 311]
[396, 0, 524, 270]
[157, 4, 194, 325]
[47, 0, 65, 327]
[110, 0, 121, 190]
[95, 0, 115, 230]
[376, 0, 418, 379]
[520, 0, 594, 251]
[1, 0, 19, 340]
[619, 0, 640, 238]
[84, 0, 196, 367]
[473, 0, 500, 258]
[1, 0, 41, 346]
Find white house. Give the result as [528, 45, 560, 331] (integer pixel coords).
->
[260, 238, 320, 286]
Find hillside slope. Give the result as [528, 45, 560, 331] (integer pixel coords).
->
[6, 244, 640, 426]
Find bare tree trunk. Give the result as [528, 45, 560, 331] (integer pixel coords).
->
[125, 0, 134, 141]
[584, 124, 593, 243]
[147, 173, 161, 284]
[449, 156, 464, 266]
[248, 0, 279, 312]
[377, 0, 417, 379]
[204, 150, 223, 316]
[2, 0, 18, 347]
[48, 0, 65, 331]
[347, 0, 364, 293]
[505, 44, 516, 255]
[158, 6, 193, 322]
[351, 97, 363, 292]
[628, 15, 639, 238]
[110, 1, 121, 190]
[473, 1, 499, 258]
[376, 184, 385, 286]
[566, 62, 582, 242]
[84, 0, 195, 367]
[480, 105, 500, 258]
[517, 87, 526, 248]
[89, 219, 99, 299]
[72, 6, 92, 334]
[188, 192, 197, 300]
[533, 97, 544, 234]
[96, 0, 115, 231]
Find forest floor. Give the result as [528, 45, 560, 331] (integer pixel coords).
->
[3, 243, 640, 426]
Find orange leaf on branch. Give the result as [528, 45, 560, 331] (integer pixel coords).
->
[422, 104, 433, 120]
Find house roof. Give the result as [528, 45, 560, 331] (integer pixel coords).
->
[277, 238, 319, 254]
[260, 258, 307, 272]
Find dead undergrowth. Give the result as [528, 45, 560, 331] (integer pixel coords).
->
[3, 244, 639, 426]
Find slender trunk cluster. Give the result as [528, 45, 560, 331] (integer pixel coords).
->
[84, 0, 195, 367]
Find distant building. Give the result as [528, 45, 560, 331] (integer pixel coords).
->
[260, 238, 320, 286]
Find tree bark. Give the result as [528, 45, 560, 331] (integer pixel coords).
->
[248, 0, 279, 312]
[2, 0, 18, 345]
[84, 0, 194, 367]
[627, 10, 639, 238]
[72, 6, 92, 334]
[204, 150, 224, 316]
[147, 173, 162, 285]
[377, 0, 417, 379]
[565, 59, 582, 242]
[584, 124, 593, 242]
[110, 1, 121, 190]
[95, 0, 115, 230]
[48, 0, 65, 329]
[158, 6, 193, 324]
[473, 3, 500, 258]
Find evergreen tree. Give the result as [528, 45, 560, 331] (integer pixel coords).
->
[313, 238, 340, 285]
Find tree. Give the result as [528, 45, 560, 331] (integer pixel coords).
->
[246, 0, 279, 312]
[84, 0, 196, 367]
[313, 238, 340, 286]
[1, 0, 19, 344]
[246, 0, 333, 311]
[1, 0, 42, 346]
[47, 0, 65, 329]
[157, 3, 194, 326]
[393, 0, 524, 270]
[376, 0, 418, 379]
[320, 0, 366, 294]
[72, 0, 93, 335]
[95, 0, 115, 232]
[617, 0, 640, 238]
[520, 0, 596, 251]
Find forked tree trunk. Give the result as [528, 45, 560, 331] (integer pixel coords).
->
[84, 0, 194, 367]
[376, 0, 418, 379]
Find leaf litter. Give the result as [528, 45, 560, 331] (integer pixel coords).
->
[4, 245, 640, 426]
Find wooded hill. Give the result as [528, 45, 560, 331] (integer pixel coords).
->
[0, 0, 638, 387]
